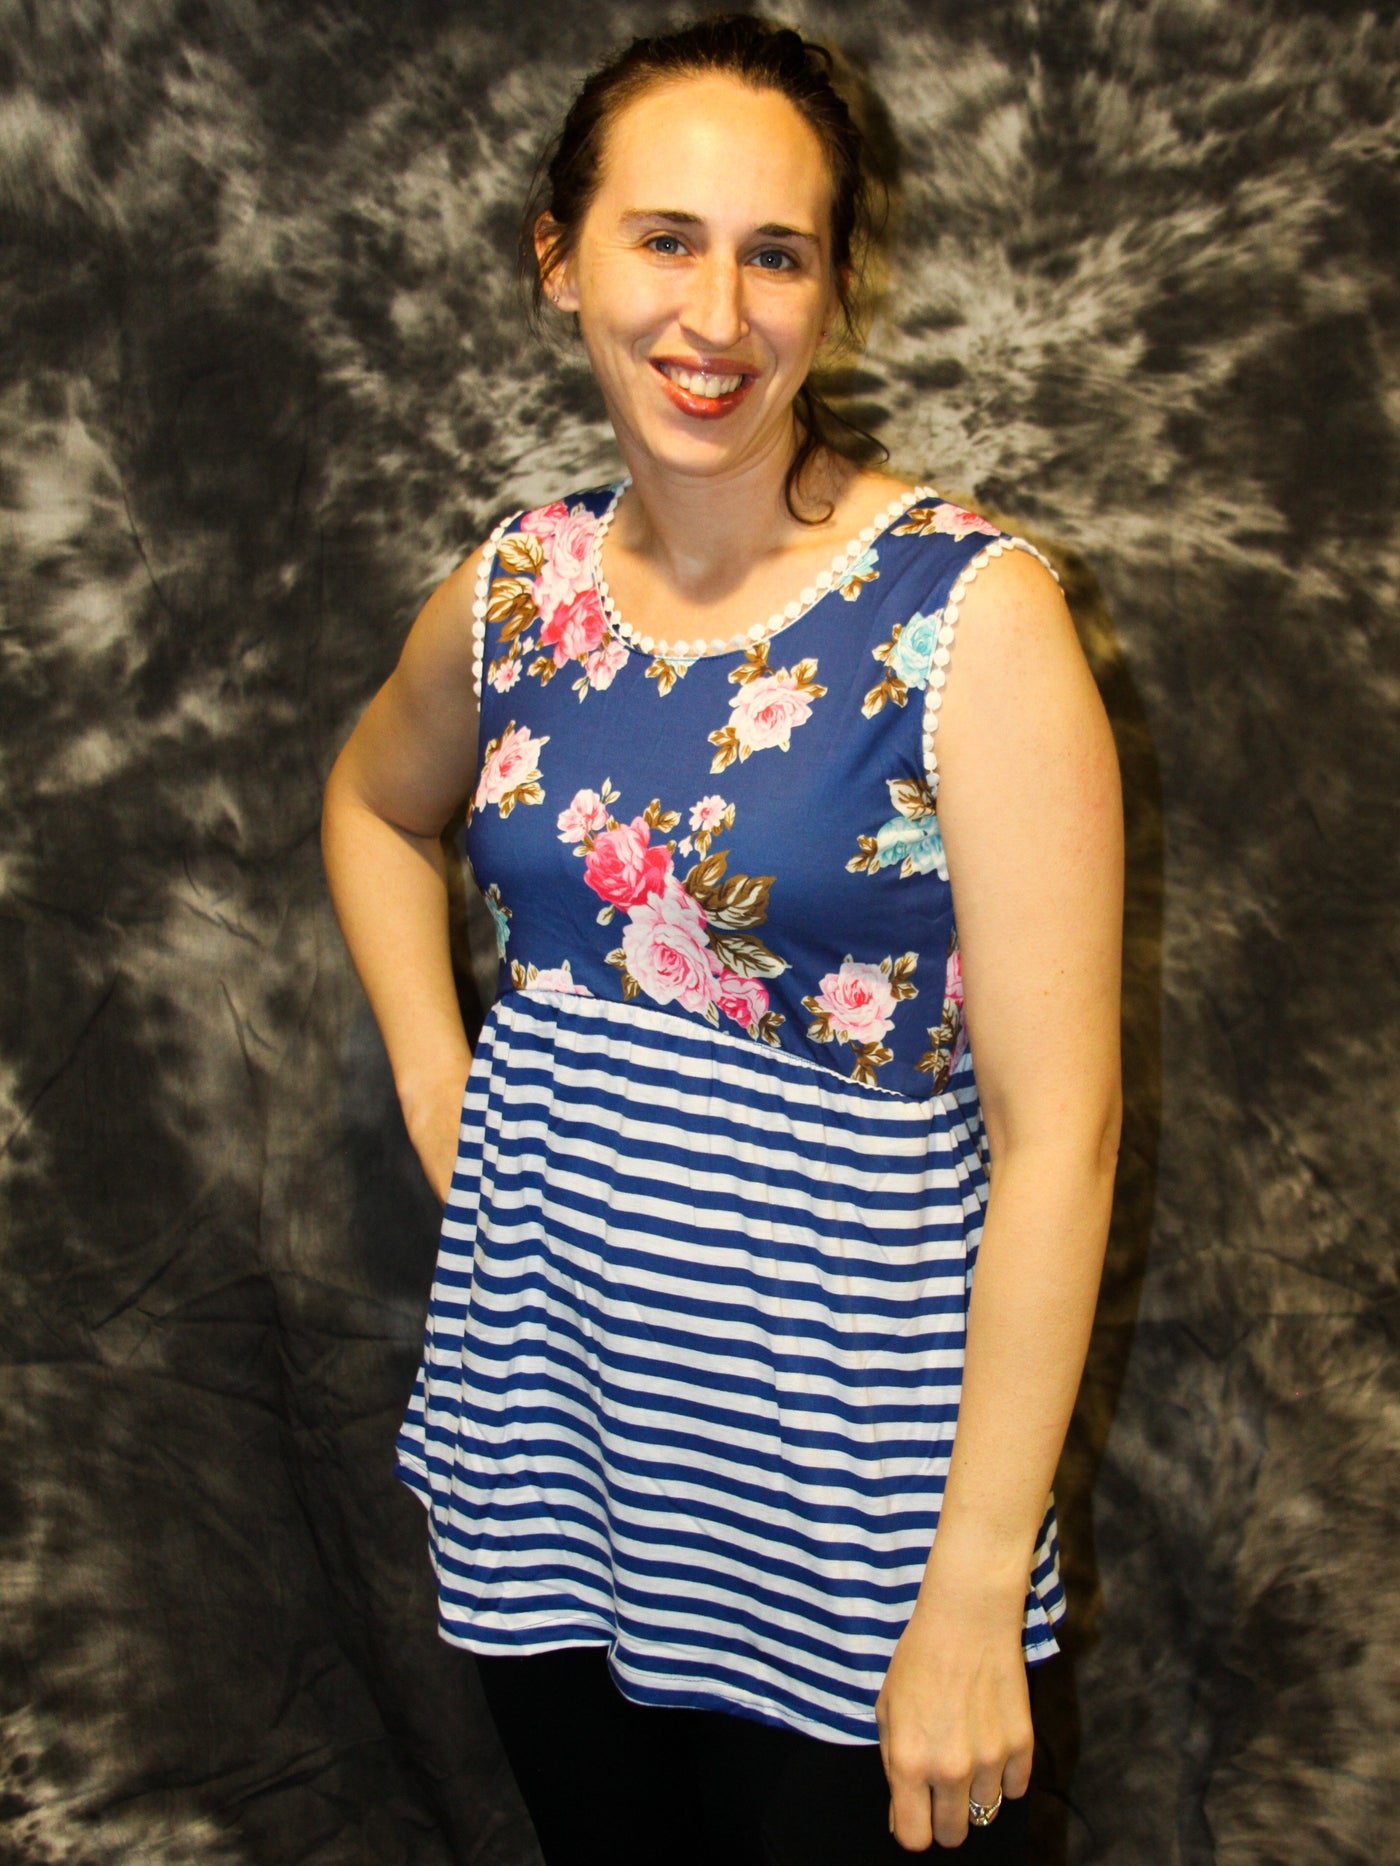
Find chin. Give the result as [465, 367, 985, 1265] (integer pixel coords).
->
[617, 393, 797, 482]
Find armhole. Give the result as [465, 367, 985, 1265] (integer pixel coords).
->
[470, 511, 523, 702]
[921, 534, 1062, 794]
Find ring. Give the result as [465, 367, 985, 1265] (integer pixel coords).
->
[968, 1789, 1003, 1827]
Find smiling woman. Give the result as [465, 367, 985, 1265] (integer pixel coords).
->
[320, 13, 1122, 1865]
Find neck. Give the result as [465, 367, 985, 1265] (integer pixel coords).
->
[611, 418, 844, 600]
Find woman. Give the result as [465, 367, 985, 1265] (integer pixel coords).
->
[321, 16, 1122, 1863]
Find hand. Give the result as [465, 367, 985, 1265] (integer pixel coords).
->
[399, 1064, 470, 1204]
[874, 1576, 1033, 1851]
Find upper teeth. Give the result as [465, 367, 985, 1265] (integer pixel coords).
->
[662, 365, 745, 398]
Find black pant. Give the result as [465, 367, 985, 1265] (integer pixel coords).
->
[476, 1645, 1033, 1866]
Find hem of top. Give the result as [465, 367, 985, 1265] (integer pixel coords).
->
[396, 1449, 429, 1485]
[396, 1460, 1064, 1695]
[425, 1613, 881, 1746]
[1026, 1634, 1064, 1667]
[429, 1612, 1061, 1721]
[606, 1650, 879, 1747]
[495, 983, 978, 1108]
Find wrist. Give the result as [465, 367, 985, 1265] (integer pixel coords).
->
[918, 1522, 1035, 1611]
[397, 1052, 470, 1143]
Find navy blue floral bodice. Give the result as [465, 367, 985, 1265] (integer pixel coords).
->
[462, 479, 1049, 1101]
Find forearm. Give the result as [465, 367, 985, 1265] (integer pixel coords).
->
[920, 1131, 1116, 1606]
[321, 761, 471, 1130]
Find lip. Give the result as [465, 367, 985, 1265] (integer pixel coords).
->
[649, 357, 759, 421]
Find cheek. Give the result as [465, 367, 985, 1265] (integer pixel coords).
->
[760, 284, 833, 362]
[580, 253, 674, 334]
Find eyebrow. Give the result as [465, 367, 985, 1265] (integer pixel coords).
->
[619, 208, 819, 243]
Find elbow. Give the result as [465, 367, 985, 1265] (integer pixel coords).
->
[320, 746, 360, 874]
[1096, 1081, 1124, 1183]
[982, 1073, 1123, 1187]
[319, 754, 344, 857]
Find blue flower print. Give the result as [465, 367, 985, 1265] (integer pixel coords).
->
[869, 812, 947, 880]
[484, 882, 512, 956]
[834, 546, 880, 601]
[848, 777, 947, 881]
[887, 611, 941, 689]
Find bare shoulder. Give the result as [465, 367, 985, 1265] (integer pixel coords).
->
[395, 537, 493, 698]
[327, 536, 498, 835]
[937, 540, 1114, 785]
[953, 541, 1077, 662]
[848, 466, 921, 514]
[815, 465, 920, 537]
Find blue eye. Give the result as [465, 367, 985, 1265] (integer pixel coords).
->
[752, 248, 797, 271]
[646, 234, 686, 255]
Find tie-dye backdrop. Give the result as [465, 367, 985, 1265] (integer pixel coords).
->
[2, 2, 1396, 1860]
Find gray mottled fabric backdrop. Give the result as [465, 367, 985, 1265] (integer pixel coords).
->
[2, 1, 1396, 1861]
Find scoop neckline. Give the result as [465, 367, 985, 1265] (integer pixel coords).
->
[588, 477, 937, 664]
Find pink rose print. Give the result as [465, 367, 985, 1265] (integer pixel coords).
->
[944, 944, 968, 1071]
[539, 587, 606, 666]
[689, 793, 729, 833]
[716, 970, 769, 1029]
[583, 816, 673, 908]
[487, 656, 521, 694]
[709, 641, 825, 773]
[520, 501, 568, 541]
[475, 722, 548, 813]
[528, 964, 586, 993]
[893, 502, 1000, 545]
[727, 672, 815, 755]
[584, 638, 628, 691]
[534, 508, 600, 619]
[509, 957, 593, 997]
[556, 788, 611, 845]
[547, 510, 599, 584]
[914, 935, 964, 1088]
[810, 961, 897, 1045]
[804, 951, 916, 1085]
[621, 876, 720, 1016]
[933, 505, 999, 540]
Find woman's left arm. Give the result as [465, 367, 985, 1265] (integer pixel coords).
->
[876, 546, 1124, 1853]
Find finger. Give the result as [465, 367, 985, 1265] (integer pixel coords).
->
[888, 1771, 936, 1853]
[930, 1771, 974, 1851]
[1001, 1698, 1036, 1800]
[1002, 1731, 1034, 1801]
[967, 1764, 1005, 1835]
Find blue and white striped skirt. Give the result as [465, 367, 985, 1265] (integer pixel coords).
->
[395, 989, 1064, 1744]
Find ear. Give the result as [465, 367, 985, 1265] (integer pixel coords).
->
[534, 212, 580, 312]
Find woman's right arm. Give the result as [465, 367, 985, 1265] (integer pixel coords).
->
[320, 542, 489, 1202]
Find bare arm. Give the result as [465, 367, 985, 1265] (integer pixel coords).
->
[877, 546, 1123, 1850]
[320, 544, 489, 1201]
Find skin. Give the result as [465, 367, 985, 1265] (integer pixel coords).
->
[321, 71, 1122, 1856]
[540, 74, 916, 646]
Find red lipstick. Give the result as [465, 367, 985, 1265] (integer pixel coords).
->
[650, 358, 758, 420]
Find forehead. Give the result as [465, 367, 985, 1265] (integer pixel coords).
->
[593, 74, 833, 227]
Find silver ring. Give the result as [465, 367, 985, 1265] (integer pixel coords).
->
[968, 1788, 1003, 1827]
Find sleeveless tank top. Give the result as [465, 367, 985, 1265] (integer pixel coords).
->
[394, 479, 1068, 1744]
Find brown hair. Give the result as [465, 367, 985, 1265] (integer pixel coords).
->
[517, 13, 892, 521]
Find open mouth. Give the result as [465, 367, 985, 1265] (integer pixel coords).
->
[651, 359, 758, 418]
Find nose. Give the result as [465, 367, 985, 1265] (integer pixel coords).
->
[679, 252, 747, 353]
